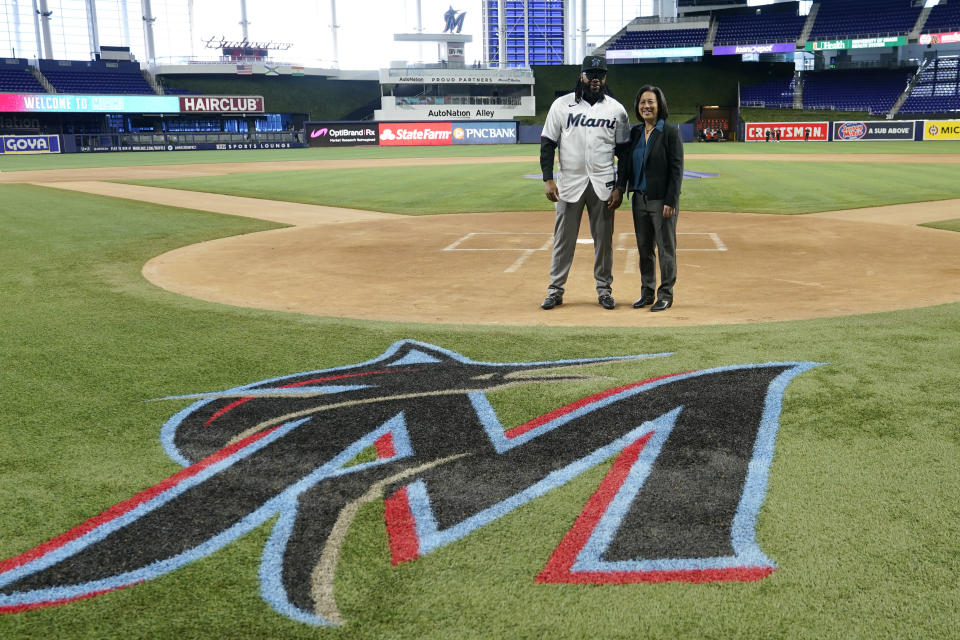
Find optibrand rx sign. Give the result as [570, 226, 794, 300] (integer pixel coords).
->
[0, 135, 61, 154]
[306, 122, 378, 147]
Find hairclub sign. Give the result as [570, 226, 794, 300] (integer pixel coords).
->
[179, 96, 264, 113]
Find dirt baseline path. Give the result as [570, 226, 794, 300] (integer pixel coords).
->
[17, 155, 960, 327]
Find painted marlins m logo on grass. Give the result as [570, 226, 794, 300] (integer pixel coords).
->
[0, 340, 820, 626]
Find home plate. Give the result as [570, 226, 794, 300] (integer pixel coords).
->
[576, 238, 594, 244]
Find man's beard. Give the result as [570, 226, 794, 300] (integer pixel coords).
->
[577, 79, 605, 104]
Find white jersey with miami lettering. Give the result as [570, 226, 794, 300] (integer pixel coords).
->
[541, 91, 630, 202]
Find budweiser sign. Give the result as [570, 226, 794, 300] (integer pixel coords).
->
[179, 96, 265, 113]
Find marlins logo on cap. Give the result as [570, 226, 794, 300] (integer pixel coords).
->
[581, 55, 607, 71]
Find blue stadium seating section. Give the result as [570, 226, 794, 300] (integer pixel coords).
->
[923, 1, 960, 33]
[900, 56, 960, 114]
[714, 4, 807, 45]
[0, 58, 46, 93]
[740, 76, 797, 109]
[38, 59, 155, 95]
[808, 0, 921, 40]
[607, 28, 708, 50]
[802, 68, 914, 114]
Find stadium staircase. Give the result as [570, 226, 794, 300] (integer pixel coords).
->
[142, 69, 164, 95]
[887, 59, 930, 119]
[793, 70, 804, 109]
[909, 4, 934, 40]
[703, 17, 718, 53]
[798, 2, 819, 44]
[30, 67, 55, 93]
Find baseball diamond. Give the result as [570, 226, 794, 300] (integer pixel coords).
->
[4, 1, 960, 636]
[2, 145, 959, 640]
[3, 154, 958, 326]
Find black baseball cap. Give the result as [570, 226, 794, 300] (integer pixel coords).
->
[581, 55, 607, 72]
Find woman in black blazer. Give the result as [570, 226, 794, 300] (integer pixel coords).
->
[616, 85, 684, 311]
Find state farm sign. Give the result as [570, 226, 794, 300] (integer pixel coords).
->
[378, 122, 452, 146]
[179, 96, 265, 113]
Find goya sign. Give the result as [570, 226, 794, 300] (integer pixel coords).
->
[0, 134, 60, 154]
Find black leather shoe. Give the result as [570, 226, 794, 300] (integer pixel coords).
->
[632, 296, 654, 309]
[650, 299, 672, 312]
[541, 293, 563, 310]
[598, 294, 616, 310]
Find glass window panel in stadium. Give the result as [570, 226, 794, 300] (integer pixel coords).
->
[0, 0, 189, 62]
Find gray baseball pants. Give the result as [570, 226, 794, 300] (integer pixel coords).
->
[547, 183, 614, 298]
[631, 193, 678, 302]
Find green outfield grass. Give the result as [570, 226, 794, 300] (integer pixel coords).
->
[1, 145, 959, 640]
[0, 144, 538, 172]
[116, 149, 960, 215]
[3, 141, 960, 173]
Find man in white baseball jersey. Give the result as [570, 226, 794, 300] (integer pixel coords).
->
[539, 55, 630, 310]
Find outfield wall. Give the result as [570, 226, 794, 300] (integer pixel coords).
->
[742, 119, 960, 142]
[6, 120, 960, 153]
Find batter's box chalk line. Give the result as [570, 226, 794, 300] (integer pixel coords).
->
[444, 231, 726, 273]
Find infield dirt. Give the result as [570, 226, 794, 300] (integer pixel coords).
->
[10, 154, 960, 327]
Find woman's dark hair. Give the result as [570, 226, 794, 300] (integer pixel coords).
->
[634, 85, 669, 122]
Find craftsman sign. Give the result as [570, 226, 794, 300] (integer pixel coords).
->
[179, 96, 265, 113]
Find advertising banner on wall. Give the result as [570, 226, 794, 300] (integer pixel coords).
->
[606, 47, 704, 60]
[0, 134, 61, 154]
[378, 122, 453, 146]
[833, 121, 915, 141]
[0, 93, 179, 113]
[919, 31, 960, 45]
[179, 96, 264, 113]
[306, 122, 379, 147]
[923, 120, 960, 140]
[0, 93, 265, 115]
[451, 121, 517, 144]
[713, 43, 795, 56]
[805, 36, 906, 51]
[744, 122, 829, 142]
[75, 141, 303, 153]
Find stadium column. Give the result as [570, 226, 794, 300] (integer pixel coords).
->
[85, 0, 101, 59]
[36, 0, 54, 59]
[498, 0, 506, 67]
[240, 0, 250, 41]
[580, 0, 586, 61]
[330, 0, 339, 68]
[524, 0, 529, 68]
[142, 0, 157, 63]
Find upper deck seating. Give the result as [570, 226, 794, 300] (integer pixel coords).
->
[808, 0, 921, 40]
